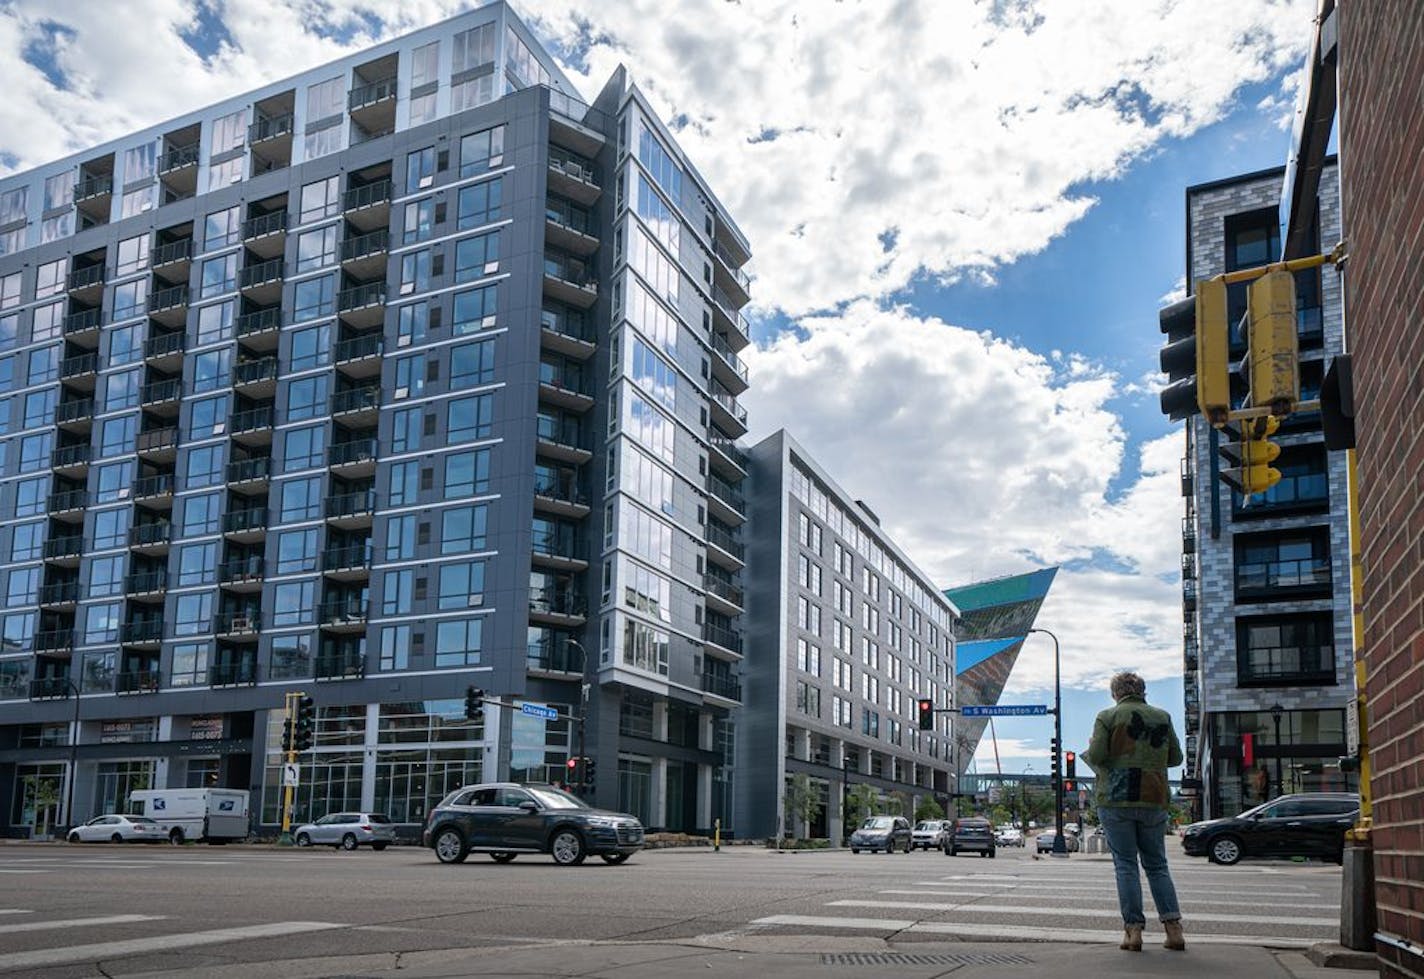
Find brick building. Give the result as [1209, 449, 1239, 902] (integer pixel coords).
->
[1338, 2, 1424, 975]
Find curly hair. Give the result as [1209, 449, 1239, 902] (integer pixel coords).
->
[1109, 671, 1147, 701]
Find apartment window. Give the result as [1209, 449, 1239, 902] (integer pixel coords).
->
[276, 529, 318, 574]
[180, 493, 220, 536]
[293, 274, 335, 322]
[85, 602, 122, 644]
[406, 147, 435, 194]
[306, 75, 343, 123]
[447, 394, 493, 443]
[273, 582, 316, 627]
[452, 285, 497, 334]
[9, 522, 42, 562]
[43, 172, 70, 211]
[116, 233, 150, 275]
[438, 560, 486, 610]
[385, 515, 416, 561]
[396, 303, 428, 348]
[379, 626, 411, 671]
[435, 618, 483, 667]
[445, 449, 490, 497]
[204, 206, 241, 250]
[457, 178, 502, 229]
[861, 710, 880, 738]
[113, 279, 148, 320]
[393, 355, 424, 400]
[280, 477, 322, 522]
[286, 376, 327, 421]
[185, 395, 226, 440]
[41, 212, 72, 243]
[210, 109, 245, 155]
[121, 185, 157, 218]
[450, 339, 495, 388]
[171, 644, 208, 687]
[797, 554, 822, 595]
[861, 673, 879, 705]
[300, 177, 340, 223]
[192, 348, 231, 393]
[99, 415, 137, 456]
[0, 313, 15, 351]
[832, 618, 851, 653]
[403, 199, 434, 245]
[19, 432, 53, 473]
[454, 231, 499, 282]
[459, 126, 505, 177]
[13, 478, 46, 518]
[200, 253, 237, 298]
[196, 301, 234, 345]
[1236, 530, 1331, 598]
[283, 425, 325, 470]
[208, 157, 243, 190]
[185, 446, 222, 488]
[411, 40, 439, 88]
[0, 273, 18, 310]
[833, 696, 853, 729]
[389, 461, 418, 506]
[450, 73, 495, 112]
[391, 407, 422, 453]
[178, 543, 217, 586]
[24, 390, 56, 430]
[1237, 613, 1336, 686]
[451, 23, 496, 72]
[797, 596, 821, 635]
[796, 681, 822, 719]
[637, 117, 683, 200]
[833, 658, 854, 691]
[399, 250, 431, 295]
[623, 620, 669, 675]
[861, 638, 879, 670]
[27, 345, 59, 385]
[290, 323, 331, 371]
[296, 226, 337, 272]
[31, 302, 62, 342]
[797, 638, 822, 677]
[441, 504, 489, 554]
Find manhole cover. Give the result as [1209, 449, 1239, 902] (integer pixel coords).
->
[821, 951, 1035, 967]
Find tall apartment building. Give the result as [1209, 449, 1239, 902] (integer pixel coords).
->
[1179, 163, 1357, 819]
[0, 2, 753, 837]
[739, 430, 959, 841]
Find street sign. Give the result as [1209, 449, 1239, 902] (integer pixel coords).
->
[519, 702, 560, 721]
[282, 763, 300, 787]
[960, 705, 1049, 717]
[1346, 697, 1360, 755]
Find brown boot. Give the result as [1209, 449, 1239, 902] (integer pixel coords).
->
[1164, 919, 1186, 951]
[1120, 925, 1143, 951]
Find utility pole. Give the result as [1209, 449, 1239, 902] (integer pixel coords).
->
[1029, 628, 1067, 856]
[63, 678, 81, 832]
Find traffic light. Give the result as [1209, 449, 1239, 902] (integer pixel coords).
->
[292, 694, 315, 752]
[1065, 751, 1077, 780]
[1242, 269, 1299, 418]
[1220, 415, 1282, 498]
[917, 699, 934, 731]
[565, 756, 581, 785]
[1049, 738, 1061, 775]
[464, 686, 484, 721]
[584, 756, 597, 783]
[1158, 278, 1231, 426]
[1063, 780, 1075, 793]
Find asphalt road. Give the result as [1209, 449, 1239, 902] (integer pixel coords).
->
[0, 841, 1345, 977]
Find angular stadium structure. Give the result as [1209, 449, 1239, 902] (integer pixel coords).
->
[943, 568, 1058, 776]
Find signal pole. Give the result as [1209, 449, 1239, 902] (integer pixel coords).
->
[1029, 628, 1067, 856]
[279, 691, 297, 844]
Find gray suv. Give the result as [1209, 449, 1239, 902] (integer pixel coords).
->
[423, 783, 644, 866]
[294, 812, 395, 850]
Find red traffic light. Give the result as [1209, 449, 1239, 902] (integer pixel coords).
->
[566, 757, 578, 770]
[1064, 780, 1075, 792]
[916, 699, 934, 731]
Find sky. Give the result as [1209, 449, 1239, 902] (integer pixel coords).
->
[0, 0, 1319, 779]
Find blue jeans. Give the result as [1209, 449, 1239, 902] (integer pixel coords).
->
[1098, 807, 1181, 926]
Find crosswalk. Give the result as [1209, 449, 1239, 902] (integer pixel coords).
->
[746, 859, 1342, 949]
[0, 854, 237, 874]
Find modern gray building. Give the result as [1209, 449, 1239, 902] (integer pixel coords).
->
[739, 430, 959, 841]
[1179, 162, 1357, 818]
[0, 1, 752, 837]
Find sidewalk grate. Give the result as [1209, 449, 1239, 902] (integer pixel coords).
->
[822, 952, 1035, 967]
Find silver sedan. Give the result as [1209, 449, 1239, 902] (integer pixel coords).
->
[67, 814, 163, 844]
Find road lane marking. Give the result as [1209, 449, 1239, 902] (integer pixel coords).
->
[0, 914, 165, 935]
[749, 915, 1316, 948]
[0, 920, 345, 971]
[919, 880, 1317, 894]
[0, 911, 33, 916]
[881, 889, 1339, 909]
[0, 871, 46, 875]
[829, 900, 1339, 926]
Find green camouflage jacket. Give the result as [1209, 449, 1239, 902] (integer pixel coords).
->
[1082, 695, 1183, 810]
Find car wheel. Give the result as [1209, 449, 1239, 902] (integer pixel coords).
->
[851, 848, 860, 854]
[372, 843, 388, 852]
[950, 847, 959, 857]
[988, 849, 996, 859]
[1209, 835, 1244, 865]
[295, 832, 312, 847]
[433, 828, 468, 864]
[168, 829, 184, 846]
[67, 832, 81, 844]
[111, 833, 124, 844]
[490, 852, 517, 863]
[550, 828, 586, 866]
[601, 852, 631, 865]
[340, 834, 359, 851]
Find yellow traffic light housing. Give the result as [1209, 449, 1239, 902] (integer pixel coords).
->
[1245, 269, 1300, 417]
[1220, 416, 1283, 498]
[1194, 277, 1231, 426]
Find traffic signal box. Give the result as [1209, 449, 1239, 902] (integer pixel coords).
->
[1220, 415, 1283, 497]
[1065, 751, 1077, 780]
[292, 694, 315, 752]
[1157, 278, 1230, 425]
[917, 699, 934, 731]
[1243, 269, 1300, 418]
[464, 686, 484, 721]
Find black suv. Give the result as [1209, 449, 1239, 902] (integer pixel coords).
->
[1181, 792, 1359, 865]
[944, 817, 996, 858]
[423, 783, 645, 866]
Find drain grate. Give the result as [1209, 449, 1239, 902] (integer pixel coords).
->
[821, 951, 1035, 967]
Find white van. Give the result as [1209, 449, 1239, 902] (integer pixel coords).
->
[129, 788, 250, 844]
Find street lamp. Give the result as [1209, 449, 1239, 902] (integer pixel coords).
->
[1028, 627, 1067, 856]
[1270, 703, 1285, 799]
[63, 677, 81, 834]
[566, 638, 590, 796]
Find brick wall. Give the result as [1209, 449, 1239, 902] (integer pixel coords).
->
[1338, 2, 1424, 976]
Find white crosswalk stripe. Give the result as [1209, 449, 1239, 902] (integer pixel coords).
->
[0, 914, 164, 935]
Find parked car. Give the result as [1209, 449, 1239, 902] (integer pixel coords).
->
[423, 782, 644, 866]
[1180, 792, 1359, 865]
[1035, 830, 1080, 853]
[944, 817, 996, 857]
[294, 812, 396, 851]
[66, 814, 163, 844]
[911, 820, 948, 850]
[995, 826, 1024, 847]
[850, 816, 913, 853]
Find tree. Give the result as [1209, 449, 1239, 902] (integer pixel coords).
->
[843, 783, 881, 827]
[914, 796, 945, 822]
[22, 776, 60, 838]
[886, 790, 911, 817]
[783, 774, 823, 839]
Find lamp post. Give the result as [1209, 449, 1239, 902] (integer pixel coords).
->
[63, 678, 81, 834]
[1021, 764, 1034, 830]
[1028, 627, 1067, 856]
[566, 638, 590, 796]
[1270, 703, 1285, 799]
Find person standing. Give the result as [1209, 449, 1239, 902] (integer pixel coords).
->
[1083, 671, 1186, 952]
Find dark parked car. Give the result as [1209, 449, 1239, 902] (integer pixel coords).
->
[849, 816, 913, 853]
[945, 817, 996, 857]
[1181, 792, 1359, 865]
[423, 783, 644, 866]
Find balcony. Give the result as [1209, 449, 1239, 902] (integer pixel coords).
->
[314, 650, 367, 681]
[711, 238, 752, 308]
[1234, 472, 1330, 518]
[209, 660, 259, 687]
[141, 378, 182, 413]
[546, 146, 600, 206]
[116, 670, 161, 695]
[67, 264, 105, 300]
[213, 612, 261, 640]
[527, 638, 585, 676]
[218, 557, 265, 591]
[318, 600, 368, 632]
[325, 490, 376, 527]
[54, 398, 95, 429]
[333, 333, 383, 378]
[223, 507, 268, 542]
[711, 287, 751, 346]
[533, 476, 589, 519]
[528, 588, 587, 623]
[148, 285, 189, 326]
[708, 379, 749, 437]
[1238, 644, 1336, 688]
[531, 535, 588, 571]
[119, 620, 164, 646]
[242, 211, 288, 259]
[1182, 517, 1197, 553]
[230, 405, 275, 444]
[547, 87, 608, 157]
[700, 671, 743, 703]
[144, 332, 186, 370]
[238, 257, 284, 303]
[159, 142, 200, 177]
[702, 622, 743, 657]
[336, 282, 386, 327]
[708, 435, 748, 480]
[133, 472, 175, 504]
[339, 229, 389, 279]
[151, 238, 194, 272]
[59, 351, 99, 387]
[48, 490, 88, 517]
[542, 252, 598, 309]
[226, 456, 272, 487]
[74, 173, 113, 204]
[1236, 557, 1332, 596]
[232, 357, 279, 397]
[342, 179, 392, 231]
[535, 418, 590, 464]
[1181, 555, 1197, 581]
[235, 307, 281, 348]
[331, 385, 380, 423]
[34, 630, 74, 655]
[63, 307, 102, 343]
[321, 544, 372, 580]
[128, 522, 173, 552]
[348, 75, 397, 114]
[537, 363, 594, 412]
[249, 113, 294, 145]
[544, 198, 599, 256]
[124, 570, 168, 598]
[43, 534, 83, 564]
[38, 580, 80, 609]
[539, 305, 596, 360]
[329, 437, 377, 476]
[707, 472, 746, 523]
[705, 524, 745, 567]
[51, 443, 91, 474]
[703, 573, 744, 613]
[710, 333, 750, 394]
[30, 677, 74, 701]
[136, 426, 179, 463]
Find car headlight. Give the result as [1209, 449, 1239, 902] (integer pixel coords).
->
[583, 816, 620, 828]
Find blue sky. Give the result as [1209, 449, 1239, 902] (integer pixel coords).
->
[0, 0, 1320, 788]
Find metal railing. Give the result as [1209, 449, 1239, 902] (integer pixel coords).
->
[331, 385, 380, 414]
[48, 490, 88, 512]
[707, 473, 746, 513]
[334, 333, 383, 362]
[38, 581, 80, 605]
[129, 523, 172, 547]
[547, 146, 597, 185]
[326, 490, 377, 519]
[318, 600, 368, 624]
[74, 174, 112, 200]
[1236, 557, 1331, 591]
[209, 661, 259, 686]
[529, 588, 587, 617]
[348, 76, 397, 110]
[218, 557, 265, 583]
[709, 380, 748, 425]
[242, 211, 287, 240]
[141, 379, 182, 404]
[133, 473, 175, 498]
[44, 535, 83, 559]
[116, 670, 161, 694]
[343, 179, 392, 212]
[535, 416, 584, 448]
[703, 574, 744, 608]
[337, 281, 386, 312]
[30, 677, 73, 700]
[533, 476, 587, 507]
[159, 142, 200, 173]
[67, 265, 104, 291]
[546, 86, 609, 132]
[235, 307, 281, 338]
[55, 398, 95, 424]
[148, 285, 189, 313]
[226, 457, 272, 483]
[249, 113, 294, 143]
[35, 630, 74, 654]
[705, 524, 744, 560]
[213, 612, 261, 636]
[531, 535, 587, 562]
[538, 361, 591, 396]
[63, 308, 101, 335]
[526, 639, 585, 674]
[321, 544, 372, 572]
[124, 570, 168, 594]
[545, 198, 596, 236]
[543, 252, 596, 289]
[51, 444, 91, 469]
[239, 258, 284, 288]
[711, 333, 749, 384]
[144, 332, 185, 359]
[315, 651, 367, 679]
[700, 672, 743, 701]
[329, 438, 377, 467]
[120, 620, 164, 644]
[712, 239, 752, 292]
[223, 507, 267, 534]
[231, 405, 274, 434]
[540, 305, 594, 343]
[233, 358, 279, 386]
[708, 435, 748, 471]
[339, 229, 389, 264]
[151, 238, 193, 267]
